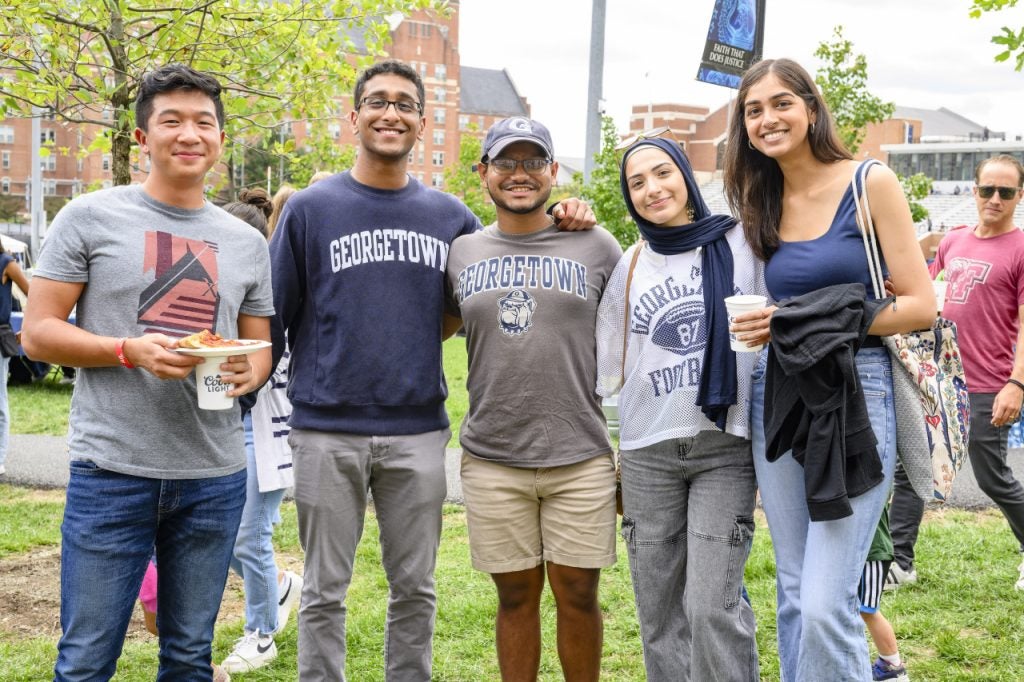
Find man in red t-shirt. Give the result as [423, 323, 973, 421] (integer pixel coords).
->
[890, 154, 1024, 592]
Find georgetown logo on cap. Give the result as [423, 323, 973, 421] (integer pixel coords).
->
[481, 117, 554, 162]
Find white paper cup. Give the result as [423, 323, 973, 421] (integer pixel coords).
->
[933, 281, 948, 313]
[196, 356, 235, 410]
[725, 294, 768, 353]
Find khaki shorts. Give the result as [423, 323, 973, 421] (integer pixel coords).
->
[460, 451, 617, 573]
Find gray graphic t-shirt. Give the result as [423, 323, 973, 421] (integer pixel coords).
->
[445, 224, 622, 468]
[35, 185, 274, 478]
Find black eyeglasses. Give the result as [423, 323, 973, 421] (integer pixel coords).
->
[976, 185, 1022, 200]
[358, 97, 422, 115]
[487, 158, 551, 175]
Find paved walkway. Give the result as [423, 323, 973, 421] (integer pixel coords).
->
[4, 433, 1024, 511]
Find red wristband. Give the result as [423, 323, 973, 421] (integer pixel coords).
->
[115, 338, 135, 369]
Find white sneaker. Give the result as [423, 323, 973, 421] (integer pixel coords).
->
[883, 563, 918, 591]
[277, 570, 303, 632]
[220, 630, 277, 673]
[1015, 557, 1024, 592]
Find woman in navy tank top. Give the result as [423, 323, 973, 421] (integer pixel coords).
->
[722, 58, 934, 681]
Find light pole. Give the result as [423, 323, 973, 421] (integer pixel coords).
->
[583, 0, 606, 183]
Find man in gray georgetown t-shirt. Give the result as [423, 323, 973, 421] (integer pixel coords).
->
[443, 117, 622, 680]
[23, 65, 273, 680]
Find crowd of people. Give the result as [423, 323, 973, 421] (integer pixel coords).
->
[16, 53, 1024, 682]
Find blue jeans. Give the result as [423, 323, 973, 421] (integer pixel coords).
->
[54, 461, 246, 682]
[230, 413, 286, 634]
[620, 430, 759, 682]
[751, 347, 896, 682]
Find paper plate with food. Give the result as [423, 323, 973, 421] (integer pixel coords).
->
[173, 329, 271, 357]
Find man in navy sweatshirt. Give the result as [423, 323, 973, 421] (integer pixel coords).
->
[269, 59, 594, 681]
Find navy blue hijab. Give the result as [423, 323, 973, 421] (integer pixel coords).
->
[619, 137, 738, 430]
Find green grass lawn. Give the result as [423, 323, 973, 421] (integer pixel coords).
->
[1, 485, 1023, 681]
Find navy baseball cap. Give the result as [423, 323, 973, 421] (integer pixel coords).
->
[481, 117, 554, 162]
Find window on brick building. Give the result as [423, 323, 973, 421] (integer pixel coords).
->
[433, 130, 445, 146]
[432, 151, 444, 166]
[41, 129, 56, 143]
[1, 178, 8, 194]
[432, 172, 444, 188]
[102, 155, 111, 171]
[436, 64, 446, 81]
[0, 127, 13, 144]
[434, 87, 445, 103]
[422, 24, 432, 38]
[434, 108, 446, 125]
[458, 115, 469, 131]
[1, 151, 8, 170]
[41, 156, 56, 171]
[408, 23, 417, 37]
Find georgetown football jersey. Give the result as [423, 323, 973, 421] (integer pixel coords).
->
[596, 225, 768, 449]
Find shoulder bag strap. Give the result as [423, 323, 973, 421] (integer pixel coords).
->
[851, 159, 885, 298]
[621, 240, 646, 384]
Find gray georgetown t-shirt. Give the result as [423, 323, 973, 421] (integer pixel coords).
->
[35, 185, 274, 479]
[445, 223, 622, 468]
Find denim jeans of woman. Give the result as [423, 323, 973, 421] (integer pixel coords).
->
[55, 461, 246, 682]
[751, 347, 896, 682]
[230, 413, 286, 634]
[620, 429, 759, 682]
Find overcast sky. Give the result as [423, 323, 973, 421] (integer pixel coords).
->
[458, 0, 1024, 159]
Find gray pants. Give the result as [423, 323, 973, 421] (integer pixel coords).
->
[290, 428, 449, 682]
[890, 461, 925, 571]
[967, 394, 1024, 551]
[619, 430, 759, 682]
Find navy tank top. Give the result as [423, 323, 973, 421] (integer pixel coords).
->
[765, 161, 885, 302]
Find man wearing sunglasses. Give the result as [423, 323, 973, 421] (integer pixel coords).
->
[444, 117, 622, 681]
[890, 154, 1024, 594]
[269, 61, 596, 681]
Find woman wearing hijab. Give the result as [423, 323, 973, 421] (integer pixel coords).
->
[596, 133, 766, 682]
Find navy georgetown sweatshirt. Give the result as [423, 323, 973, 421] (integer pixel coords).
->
[269, 171, 480, 435]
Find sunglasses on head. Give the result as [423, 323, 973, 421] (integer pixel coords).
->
[976, 185, 1022, 200]
[614, 127, 679, 165]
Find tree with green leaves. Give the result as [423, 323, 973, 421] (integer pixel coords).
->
[813, 25, 895, 155]
[900, 171, 933, 224]
[0, 0, 442, 188]
[442, 126, 495, 225]
[971, 0, 1024, 69]
[572, 115, 635, 248]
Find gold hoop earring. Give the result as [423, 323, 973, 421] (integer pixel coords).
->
[686, 202, 695, 222]
[809, 122, 815, 135]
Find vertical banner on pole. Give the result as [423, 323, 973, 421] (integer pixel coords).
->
[696, 0, 766, 89]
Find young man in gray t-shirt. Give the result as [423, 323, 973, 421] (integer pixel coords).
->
[444, 117, 622, 680]
[23, 65, 273, 680]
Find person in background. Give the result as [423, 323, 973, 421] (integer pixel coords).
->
[595, 132, 763, 681]
[267, 184, 297, 239]
[24, 64, 274, 681]
[0, 241, 29, 477]
[723, 57, 934, 681]
[889, 154, 1024, 591]
[859, 504, 911, 681]
[269, 58, 594, 681]
[308, 170, 333, 185]
[218, 188, 303, 673]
